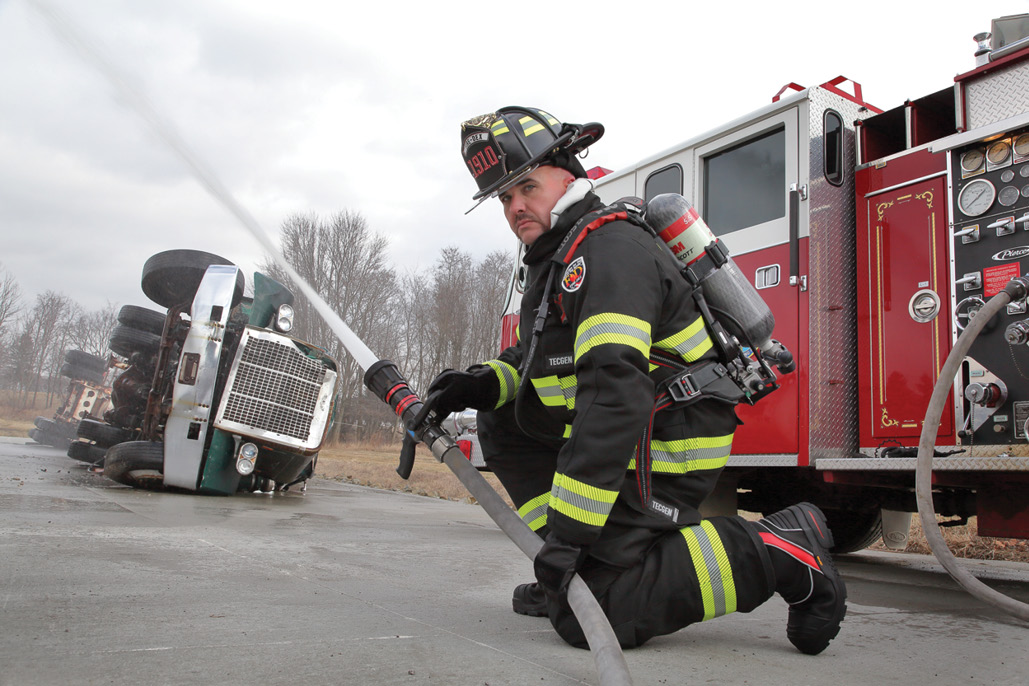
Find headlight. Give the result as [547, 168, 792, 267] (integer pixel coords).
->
[236, 442, 258, 475]
[274, 304, 294, 333]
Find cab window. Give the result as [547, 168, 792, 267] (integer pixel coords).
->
[702, 127, 785, 236]
[644, 164, 683, 203]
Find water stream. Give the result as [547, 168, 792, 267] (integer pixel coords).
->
[25, 0, 379, 371]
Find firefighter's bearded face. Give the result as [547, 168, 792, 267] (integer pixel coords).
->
[499, 165, 576, 245]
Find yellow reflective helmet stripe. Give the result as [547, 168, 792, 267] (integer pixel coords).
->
[550, 472, 617, 528]
[518, 113, 559, 137]
[491, 120, 510, 136]
[574, 313, 652, 364]
[653, 316, 713, 363]
[518, 492, 550, 532]
[485, 360, 521, 408]
[681, 520, 737, 620]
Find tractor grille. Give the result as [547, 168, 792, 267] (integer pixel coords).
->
[215, 329, 336, 450]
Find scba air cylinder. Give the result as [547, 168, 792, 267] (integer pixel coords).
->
[646, 193, 776, 350]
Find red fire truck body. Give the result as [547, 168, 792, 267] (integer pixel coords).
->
[495, 16, 1029, 550]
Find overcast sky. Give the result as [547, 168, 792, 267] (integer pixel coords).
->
[0, 0, 1019, 316]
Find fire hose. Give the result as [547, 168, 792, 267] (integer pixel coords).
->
[917, 276, 1029, 621]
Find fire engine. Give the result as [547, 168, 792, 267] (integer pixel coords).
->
[493, 14, 1029, 553]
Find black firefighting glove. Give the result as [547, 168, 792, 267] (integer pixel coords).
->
[534, 533, 589, 597]
[426, 365, 498, 418]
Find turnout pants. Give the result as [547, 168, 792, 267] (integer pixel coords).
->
[478, 405, 776, 649]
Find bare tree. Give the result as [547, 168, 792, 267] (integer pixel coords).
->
[468, 249, 514, 363]
[0, 264, 23, 391]
[72, 302, 119, 358]
[0, 262, 21, 337]
[14, 291, 77, 406]
[262, 211, 402, 442]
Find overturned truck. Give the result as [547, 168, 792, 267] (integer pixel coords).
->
[69, 249, 338, 495]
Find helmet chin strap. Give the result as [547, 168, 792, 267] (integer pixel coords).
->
[550, 177, 595, 226]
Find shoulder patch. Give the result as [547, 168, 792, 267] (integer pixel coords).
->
[561, 256, 585, 292]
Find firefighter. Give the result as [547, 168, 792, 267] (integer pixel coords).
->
[430, 106, 846, 654]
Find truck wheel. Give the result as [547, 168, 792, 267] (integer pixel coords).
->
[34, 416, 58, 433]
[64, 349, 106, 373]
[117, 304, 167, 335]
[59, 362, 104, 385]
[108, 324, 162, 358]
[104, 441, 165, 491]
[67, 440, 108, 465]
[141, 249, 245, 309]
[77, 418, 133, 448]
[823, 508, 883, 553]
[29, 425, 70, 448]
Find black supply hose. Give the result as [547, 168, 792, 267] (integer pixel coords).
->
[917, 279, 1029, 621]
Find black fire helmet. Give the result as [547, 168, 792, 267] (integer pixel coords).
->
[460, 106, 603, 208]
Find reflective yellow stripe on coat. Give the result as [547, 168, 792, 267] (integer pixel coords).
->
[652, 316, 713, 363]
[485, 360, 521, 408]
[627, 434, 734, 474]
[574, 313, 651, 364]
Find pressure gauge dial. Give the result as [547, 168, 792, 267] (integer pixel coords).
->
[987, 139, 1012, 166]
[1002, 169, 1016, 183]
[958, 178, 996, 217]
[999, 185, 1021, 207]
[960, 148, 985, 173]
[1014, 133, 1029, 157]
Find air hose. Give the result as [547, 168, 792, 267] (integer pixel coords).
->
[366, 361, 634, 686]
[916, 278, 1029, 621]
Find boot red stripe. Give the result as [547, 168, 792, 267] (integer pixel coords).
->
[759, 531, 820, 570]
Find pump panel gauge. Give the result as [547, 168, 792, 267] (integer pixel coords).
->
[999, 186, 1020, 207]
[960, 148, 986, 174]
[958, 178, 996, 217]
[1015, 133, 1029, 158]
[987, 140, 1012, 168]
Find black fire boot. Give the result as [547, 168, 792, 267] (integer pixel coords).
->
[752, 503, 847, 655]
[512, 582, 548, 617]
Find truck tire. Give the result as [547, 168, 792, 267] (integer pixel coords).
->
[67, 440, 108, 465]
[141, 249, 245, 310]
[77, 418, 133, 448]
[64, 349, 106, 373]
[103, 441, 166, 490]
[823, 508, 883, 553]
[59, 362, 104, 385]
[117, 304, 167, 335]
[34, 416, 58, 433]
[29, 424, 71, 448]
[108, 324, 162, 358]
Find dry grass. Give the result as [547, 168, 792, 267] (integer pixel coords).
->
[315, 439, 513, 507]
[870, 514, 1029, 562]
[0, 391, 53, 438]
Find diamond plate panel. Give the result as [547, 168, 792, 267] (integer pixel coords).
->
[816, 456, 1029, 471]
[805, 89, 875, 460]
[965, 61, 1029, 130]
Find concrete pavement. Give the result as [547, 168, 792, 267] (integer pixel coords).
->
[1, 437, 1027, 685]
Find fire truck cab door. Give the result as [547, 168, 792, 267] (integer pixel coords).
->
[693, 107, 802, 457]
